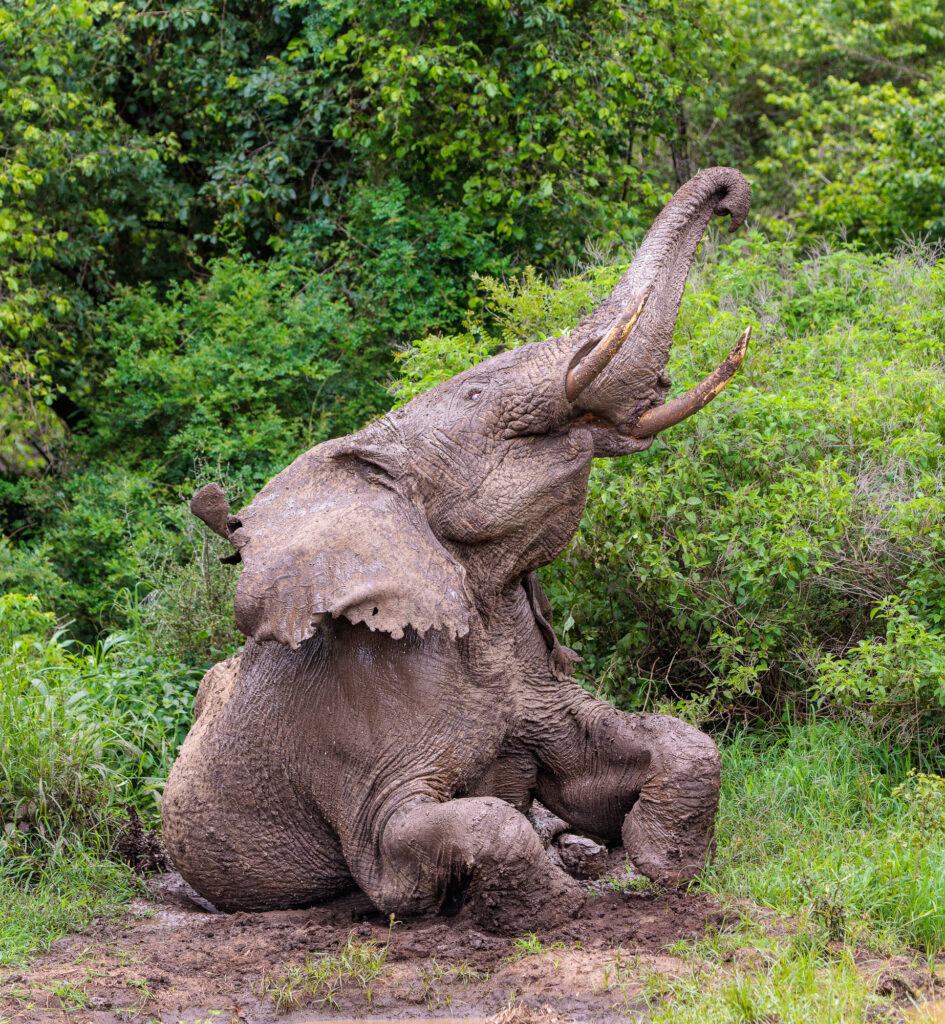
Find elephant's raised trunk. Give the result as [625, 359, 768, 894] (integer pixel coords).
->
[566, 167, 751, 435]
[564, 290, 649, 402]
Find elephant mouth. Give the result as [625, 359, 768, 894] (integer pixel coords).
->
[565, 286, 751, 445]
[570, 412, 655, 457]
[623, 325, 751, 439]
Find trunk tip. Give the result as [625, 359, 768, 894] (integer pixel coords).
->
[705, 166, 752, 232]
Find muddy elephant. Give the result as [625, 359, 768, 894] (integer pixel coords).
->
[163, 166, 752, 932]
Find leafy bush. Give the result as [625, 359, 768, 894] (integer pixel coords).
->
[127, 524, 241, 669]
[0, 0, 710, 482]
[102, 0, 709, 257]
[815, 598, 945, 743]
[698, 0, 945, 246]
[0, 592, 196, 874]
[755, 72, 945, 247]
[392, 236, 945, 742]
[0, 590, 203, 960]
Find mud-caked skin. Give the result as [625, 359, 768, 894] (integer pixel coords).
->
[163, 168, 750, 932]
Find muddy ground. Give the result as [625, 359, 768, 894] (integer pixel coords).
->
[1, 858, 939, 1024]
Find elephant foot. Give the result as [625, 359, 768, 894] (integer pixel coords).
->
[528, 800, 609, 879]
[620, 717, 721, 886]
[363, 796, 584, 934]
[535, 710, 721, 889]
[466, 851, 584, 933]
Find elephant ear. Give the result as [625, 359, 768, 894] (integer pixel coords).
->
[224, 423, 473, 648]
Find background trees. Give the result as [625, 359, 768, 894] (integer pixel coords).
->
[4, 0, 945, 699]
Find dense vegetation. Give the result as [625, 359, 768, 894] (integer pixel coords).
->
[2, 0, 945, 1013]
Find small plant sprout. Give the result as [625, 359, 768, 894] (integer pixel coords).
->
[262, 915, 396, 1013]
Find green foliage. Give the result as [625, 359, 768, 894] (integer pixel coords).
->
[98, 0, 708, 256]
[0, 0, 183, 372]
[1, 0, 713, 443]
[757, 74, 945, 247]
[699, 0, 945, 246]
[8, 466, 179, 628]
[262, 919, 395, 1013]
[892, 769, 945, 836]
[88, 256, 366, 486]
[130, 529, 241, 670]
[646, 935, 876, 1024]
[392, 236, 945, 743]
[304, 0, 705, 253]
[0, 590, 202, 960]
[815, 598, 945, 742]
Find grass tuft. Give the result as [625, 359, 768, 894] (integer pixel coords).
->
[262, 917, 395, 1013]
[703, 721, 945, 955]
[647, 933, 880, 1024]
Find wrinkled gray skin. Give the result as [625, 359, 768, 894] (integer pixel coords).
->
[163, 167, 751, 933]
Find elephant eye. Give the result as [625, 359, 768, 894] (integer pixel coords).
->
[464, 385, 485, 402]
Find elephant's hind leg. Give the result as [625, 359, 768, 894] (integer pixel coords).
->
[350, 796, 584, 933]
[163, 758, 353, 912]
[162, 654, 352, 911]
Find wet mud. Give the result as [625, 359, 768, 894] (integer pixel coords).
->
[0, 861, 727, 1023]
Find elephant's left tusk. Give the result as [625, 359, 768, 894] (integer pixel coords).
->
[626, 326, 751, 438]
[565, 290, 650, 402]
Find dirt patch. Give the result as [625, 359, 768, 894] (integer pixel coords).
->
[0, 862, 726, 1023]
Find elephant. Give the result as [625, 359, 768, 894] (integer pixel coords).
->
[162, 166, 753, 933]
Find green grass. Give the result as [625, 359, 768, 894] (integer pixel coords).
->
[416, 959, 488, 1010]
[0, 593, 179, 964]
[703, 720, 945, 955]
[262, 918, 396, 1013]
[621, 721, 945, 1022]
[648, 935, 878, 1024]
[2, 592, 943, 1024]
[0, 854, 135, 966]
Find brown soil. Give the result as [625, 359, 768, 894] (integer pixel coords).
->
[0, 861, 727, 1024]
[3, 867, 939, 1024]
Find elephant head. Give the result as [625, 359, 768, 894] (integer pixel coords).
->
[193, 167, 752, 650]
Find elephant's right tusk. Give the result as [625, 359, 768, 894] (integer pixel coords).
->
[565, 290, 650, 402]
[626, 326, 751, 438]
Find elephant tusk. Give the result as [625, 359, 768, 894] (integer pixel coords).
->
[565, 290, 650, 402]
[626, 325, 751, 438]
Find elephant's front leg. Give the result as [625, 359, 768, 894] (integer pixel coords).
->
[350, 796, 584, 933]
[535, 705, 721, 886]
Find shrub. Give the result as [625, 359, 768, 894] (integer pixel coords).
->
[0, 589, 211, 962]
[392, 236, 945, 742]
[0, 593, 195, 878]
[127, 520, 241, 669]
[755, 73, 945, 248]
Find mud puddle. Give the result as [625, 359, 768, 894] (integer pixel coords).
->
[0, 858, 725, 1023]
